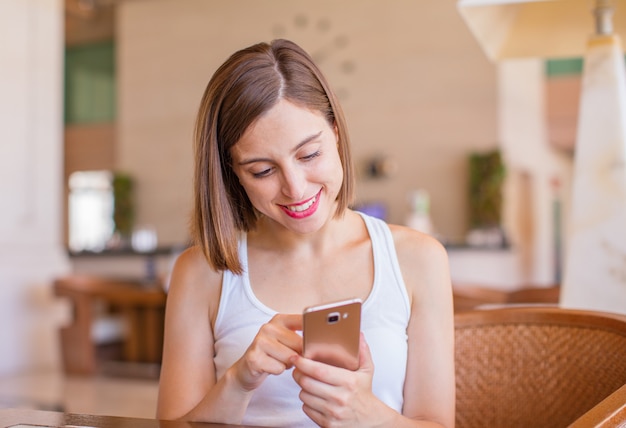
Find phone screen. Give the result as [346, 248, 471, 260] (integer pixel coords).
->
[302, 298, 362, 370]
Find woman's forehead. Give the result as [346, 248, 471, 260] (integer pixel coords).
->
[233, 101, 329, 151]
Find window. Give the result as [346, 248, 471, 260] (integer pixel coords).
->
[68, 170, 114, 252]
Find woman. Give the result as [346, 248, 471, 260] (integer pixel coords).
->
[157, 39, 455, 428]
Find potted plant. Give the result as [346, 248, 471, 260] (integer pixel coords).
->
[467, 149, 506, 247]
[112, 172, 134, 247]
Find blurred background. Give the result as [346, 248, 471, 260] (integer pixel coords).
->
[0, 0, 596, 417]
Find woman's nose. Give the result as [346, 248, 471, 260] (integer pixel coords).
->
[280, 166, 306, 200]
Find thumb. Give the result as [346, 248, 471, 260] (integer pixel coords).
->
[358, 332, 374, 372]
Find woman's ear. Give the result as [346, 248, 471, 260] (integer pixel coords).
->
[333, 123, 339, 147]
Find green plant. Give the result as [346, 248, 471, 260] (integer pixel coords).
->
[468, 150, 505, 228]
[112, 172, 134, 238]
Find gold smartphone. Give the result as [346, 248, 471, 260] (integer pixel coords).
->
[302, 298, 362, 371]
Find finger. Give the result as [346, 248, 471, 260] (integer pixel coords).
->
[301, 403, 326, 428]
[272, 313, 303, 332]
[269, 314, 303, 354]
[292, 358, 345, 401]
[299, 385, 332, 412]
[240, 341, 297, 388]
[253, 325, 301, 366]
[293, 354, 338, 383]
[358, 332, 373, 371]
[300, 388, 346, 427]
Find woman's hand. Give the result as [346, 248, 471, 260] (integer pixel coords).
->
[292, 333, 389, 427]
[230, 313, 303, 392]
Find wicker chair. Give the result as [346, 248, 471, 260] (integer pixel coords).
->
[455, 306, 626, 428]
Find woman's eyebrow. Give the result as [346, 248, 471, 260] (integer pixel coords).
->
[293, 130, 323, 151]
[236, 130, 323, 166]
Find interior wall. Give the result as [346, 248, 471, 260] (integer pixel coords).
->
[0, 0, 69, 375]
[116, 0, 499, 246]
[498, 59, 573, 285]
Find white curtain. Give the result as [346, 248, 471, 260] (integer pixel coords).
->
[561, 34, 626, 315]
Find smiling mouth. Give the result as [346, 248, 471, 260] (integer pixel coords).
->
[285, 194, 318, 213]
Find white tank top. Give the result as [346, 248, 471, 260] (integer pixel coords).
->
[213, 212, 410, 427]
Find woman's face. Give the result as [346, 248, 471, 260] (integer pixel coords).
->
[230, 99, 344, 234]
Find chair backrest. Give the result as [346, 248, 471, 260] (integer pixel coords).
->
[455, 307, 626, 428]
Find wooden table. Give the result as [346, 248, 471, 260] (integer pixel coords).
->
[0, 407, 260, 427]
[54, 275, 167, 375]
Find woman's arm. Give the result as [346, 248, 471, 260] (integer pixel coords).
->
[157, 246, 246, 422]
[156, 247, 303, 424]
[395, 226, 455, 428]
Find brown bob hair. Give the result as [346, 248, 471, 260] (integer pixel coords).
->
[192, 39, 355, 274]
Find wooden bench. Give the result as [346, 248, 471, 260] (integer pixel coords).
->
[54, 275, 167, 375]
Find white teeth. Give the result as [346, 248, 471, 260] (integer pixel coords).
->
[287, 196, 316, 212]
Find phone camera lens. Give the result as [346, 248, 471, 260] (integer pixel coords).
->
[327, 312, 340, 324]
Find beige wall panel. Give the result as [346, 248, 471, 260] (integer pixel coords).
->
[0, 0, 70, 375]
[546, 75, 581, 153]
[64, 123, 116, 175]
[117, 0, 498, 245]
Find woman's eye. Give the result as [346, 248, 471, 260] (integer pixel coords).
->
[252, 168, 273, 178]
[302, 150, 321, 161]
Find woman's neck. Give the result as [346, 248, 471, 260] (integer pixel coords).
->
[249, 209, 358, 255]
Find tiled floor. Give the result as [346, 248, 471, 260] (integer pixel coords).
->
[0, 369, 159, 419]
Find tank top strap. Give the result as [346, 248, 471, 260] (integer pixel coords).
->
[357, 212, 411, 318]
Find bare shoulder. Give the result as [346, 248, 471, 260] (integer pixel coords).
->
[387, 224, 448, 269]
[387, 224, 451, 304]
[167, 246, 223, 319]
[170, 246, 220, 282]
